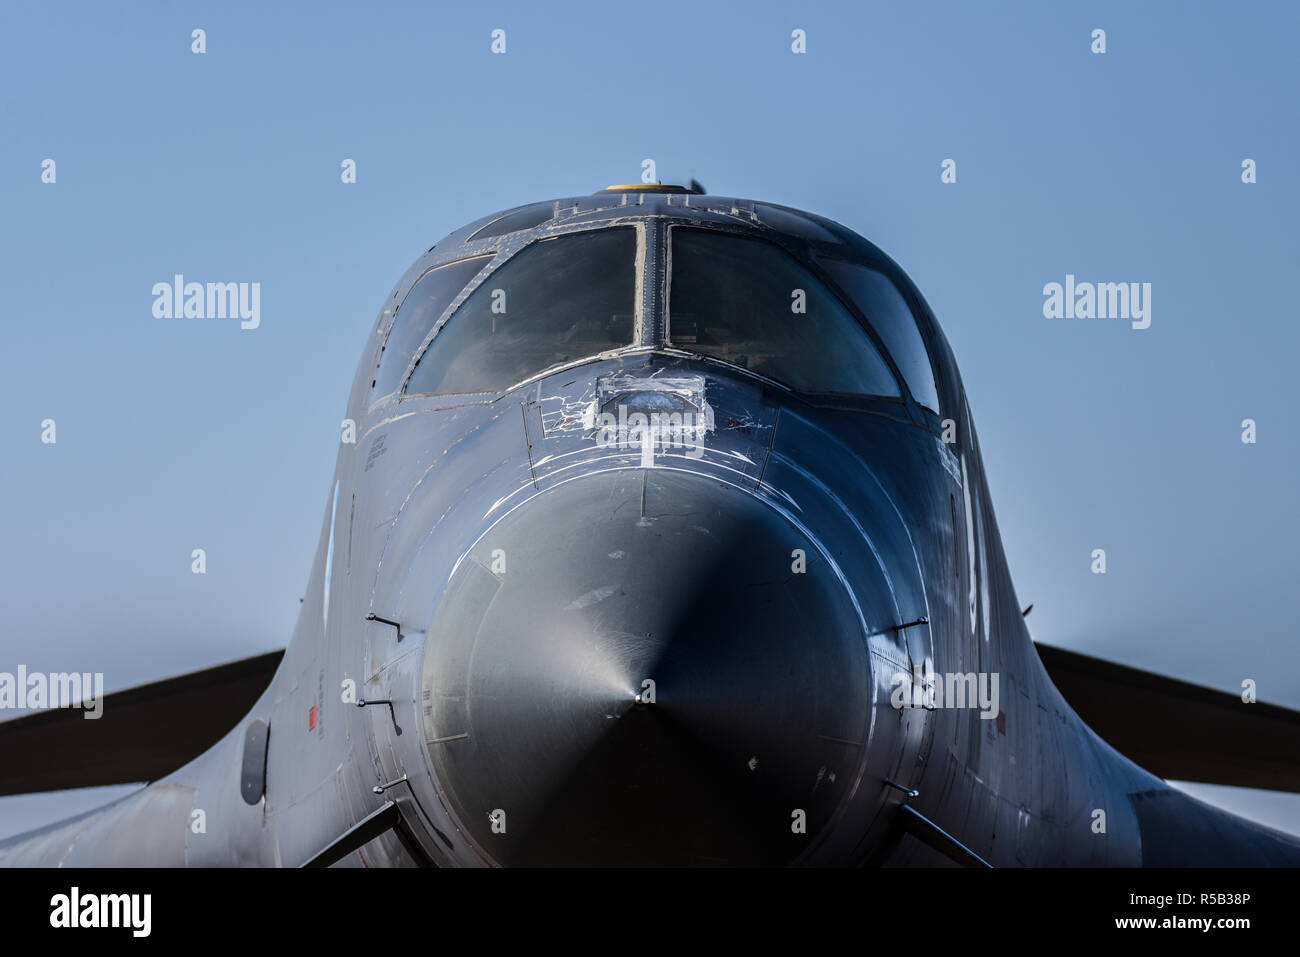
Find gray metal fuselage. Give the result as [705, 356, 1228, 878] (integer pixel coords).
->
[5, 190, 1298, 867]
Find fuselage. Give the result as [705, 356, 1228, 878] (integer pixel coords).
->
[5, 187, 1298, 867]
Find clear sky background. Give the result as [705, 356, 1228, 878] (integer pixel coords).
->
[1, 1, 1297, 840]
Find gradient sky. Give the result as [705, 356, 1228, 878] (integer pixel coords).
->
[1, 1, 1297, 838]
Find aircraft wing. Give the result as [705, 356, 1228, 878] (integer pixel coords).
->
[1035, 642, 1300, 794]
[2, 643, 1295, 798]
[0, 650, 283, 796]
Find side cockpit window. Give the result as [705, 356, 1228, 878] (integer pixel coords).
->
[817, 259, 941, 413]
[373, 255, 492, 401]
[466, 202, 555, 242]
[405, 228, 637, 396]
[667, 228, 899, 398]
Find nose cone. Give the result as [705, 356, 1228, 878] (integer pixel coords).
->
[420, 470, 873, 865]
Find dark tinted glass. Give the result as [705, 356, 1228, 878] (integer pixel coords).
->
[405, 228, 636, 395]
[668, 228, 899, 397]
[818, 259, 940, 412]
[373, 256, 492, 400]
[467, 203, 555, 242]
[755, 204, 841, 243]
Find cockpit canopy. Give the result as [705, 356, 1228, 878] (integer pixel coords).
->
[406, 228, 636, 396]
[667, 227, 899, 399]
[370, 207, 944, 415]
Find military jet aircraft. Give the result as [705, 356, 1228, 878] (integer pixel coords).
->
[3, 183, 1299, 866]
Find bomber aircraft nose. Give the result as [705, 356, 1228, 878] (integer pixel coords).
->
[419, 469, 875, 865]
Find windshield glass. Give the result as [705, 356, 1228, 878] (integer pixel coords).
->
[374, 255, 492, 400]
[818, 258, 940, 412]
[667, 228, 899, 397]
[405, 228, 637, 395]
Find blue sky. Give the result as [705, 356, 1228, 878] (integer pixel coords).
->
[1, 1, 1297, 837]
